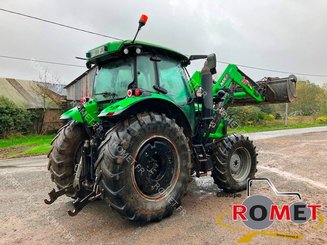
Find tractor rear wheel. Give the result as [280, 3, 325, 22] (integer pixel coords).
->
[96, 113, 191, 222]
[48, 121, 87, 198]
[211, 134, 257, 193]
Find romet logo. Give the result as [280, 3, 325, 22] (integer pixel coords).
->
[233, 178, 321, 230]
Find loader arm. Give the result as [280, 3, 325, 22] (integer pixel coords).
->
[189, 62, 296, 140]
[190, 64, 265, 107]
[214, 64, 264, 104]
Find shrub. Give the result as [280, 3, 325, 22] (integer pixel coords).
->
[227, 106, 268, 126]
[316, 115, 327, 123]
[274, 113, 282, 120]
[0, 97, 32, 138]
[265, 114, 275, 121]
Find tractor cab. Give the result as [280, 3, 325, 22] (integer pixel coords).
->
[88, 40, 192, 107]
[81, 40, 197, 133]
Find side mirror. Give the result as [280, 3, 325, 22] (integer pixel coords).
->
[207, 53, 217, 75]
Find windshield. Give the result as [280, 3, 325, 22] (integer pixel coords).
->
[93, 57, 134, 101]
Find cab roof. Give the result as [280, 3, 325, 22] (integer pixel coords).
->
[86, 40, 188, 64]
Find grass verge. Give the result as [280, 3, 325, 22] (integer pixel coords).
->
[0, 134, 54, 159]
[233, 121, 327, 133]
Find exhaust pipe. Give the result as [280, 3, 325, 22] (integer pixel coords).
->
[201, 53, 216, 118]
[201, 61, 213, 118]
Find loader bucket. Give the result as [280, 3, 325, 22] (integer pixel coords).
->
[264, 75, 297, 103]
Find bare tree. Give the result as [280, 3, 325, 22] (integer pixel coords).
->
[31, 68, 48, 133]
[32, 68, 62, 133]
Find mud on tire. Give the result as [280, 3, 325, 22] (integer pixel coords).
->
[95, 112, 191, 222]
[211, 134, 257, 193]
[48, 121, 87, 198]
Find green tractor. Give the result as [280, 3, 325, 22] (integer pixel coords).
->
[45, 15, 297, 221]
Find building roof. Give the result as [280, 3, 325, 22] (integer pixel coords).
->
[38, 82, 66, 96]
[0, 78, 62, 109]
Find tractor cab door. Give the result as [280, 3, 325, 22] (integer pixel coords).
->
[156, 58, 189, 105]
[136, 55, 195, 130]
[156, 57, 195, 129]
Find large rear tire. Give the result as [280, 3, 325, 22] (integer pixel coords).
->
[211, 134, 257, 193]
[48, 121, 87, 198]
[96, 113, 191, 222]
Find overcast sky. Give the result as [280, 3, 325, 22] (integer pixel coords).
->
[0, 0, 327, 85]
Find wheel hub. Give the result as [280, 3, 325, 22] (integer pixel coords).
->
[229, 147, 251, 182]
[230, 154, 241, 172]
[134, 137, 178, 198]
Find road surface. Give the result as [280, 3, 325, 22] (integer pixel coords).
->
[1, 127, 327, 244]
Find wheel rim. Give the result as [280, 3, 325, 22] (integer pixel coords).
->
[229, 147, 251, 182]
[132, 136, 180, 201]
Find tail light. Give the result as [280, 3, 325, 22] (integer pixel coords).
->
[80, 97, 90, 104]
[134, 88, 141, 96]
[127, 88, 142, 97]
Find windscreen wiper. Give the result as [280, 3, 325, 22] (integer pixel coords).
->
[153, 85, 168, 94]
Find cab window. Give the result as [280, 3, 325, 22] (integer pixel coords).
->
[93, 58, 134, 101]
[137, 55, 156, 92]
[157, 58, 189, 104]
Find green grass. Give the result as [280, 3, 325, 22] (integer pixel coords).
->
[233, 121, 327, 133]
[0, 134, 54, 158]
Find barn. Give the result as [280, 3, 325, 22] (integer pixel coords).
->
[0, 78, 65, 133]
[64, 66, 97, 102]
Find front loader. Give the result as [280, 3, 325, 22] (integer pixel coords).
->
[45, 15, 297, 221]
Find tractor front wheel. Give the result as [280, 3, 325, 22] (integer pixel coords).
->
[96, 113, 191, 222]
[211, 134, 257, 193]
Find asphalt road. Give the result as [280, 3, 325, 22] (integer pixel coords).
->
[1, 127, 327, 245]
[245, 126, 327, 140]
